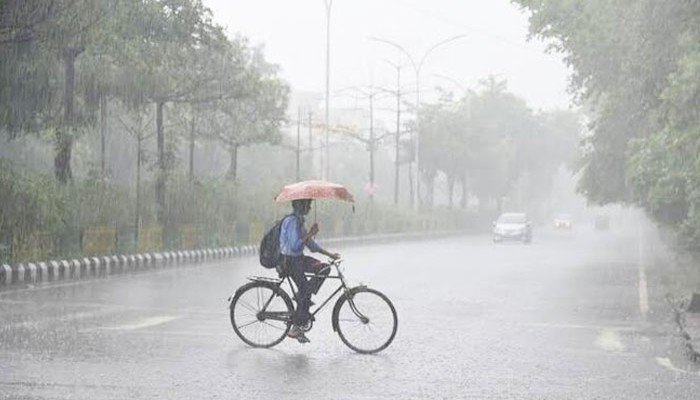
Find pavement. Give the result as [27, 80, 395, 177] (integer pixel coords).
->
[1, 227, 699, 399]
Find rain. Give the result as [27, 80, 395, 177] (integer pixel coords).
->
[1, 0, 699, 398]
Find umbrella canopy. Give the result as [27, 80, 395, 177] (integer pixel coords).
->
[274, 180, 354, 203]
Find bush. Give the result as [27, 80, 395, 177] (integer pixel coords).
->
[0, 160, 64, 262]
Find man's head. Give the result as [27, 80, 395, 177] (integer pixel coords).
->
[291, 199, 312, 215]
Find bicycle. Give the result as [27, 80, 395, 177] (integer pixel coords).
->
[228, 258, 398, 354]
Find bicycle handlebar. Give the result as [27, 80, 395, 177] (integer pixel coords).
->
[328, 258, 344, 266]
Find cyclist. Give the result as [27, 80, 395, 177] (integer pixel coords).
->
[280, 198, 340, 343]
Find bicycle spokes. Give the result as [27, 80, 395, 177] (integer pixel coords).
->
[230, 284, 292, 348]
[334, 288, 397, 354]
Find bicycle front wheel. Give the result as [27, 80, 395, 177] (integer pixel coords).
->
[333, 287, 398, 354]
[230, 281, 293, 348]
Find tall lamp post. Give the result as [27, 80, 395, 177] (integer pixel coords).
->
[323, 0, 333, 180]
[381, 59, 406, 205]
[371, 35, 466, 210]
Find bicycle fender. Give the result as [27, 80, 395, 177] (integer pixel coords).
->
[231, 281, 278, 309]
[331, 285, 367, 332]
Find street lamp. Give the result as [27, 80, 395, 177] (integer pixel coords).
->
[324, 0, 333, 180]
[371, 35, 467, 210]
[380, 59, 407, 206]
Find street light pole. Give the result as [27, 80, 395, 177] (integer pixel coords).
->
[381, 59, 404, 205]
[296, 107, 301, 181]
[394, 64, 401, 205]
[371, 35, 466, 210]
[324, 0, 333, 180]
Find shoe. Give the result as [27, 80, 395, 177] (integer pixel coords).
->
[287, 325, 310, 343]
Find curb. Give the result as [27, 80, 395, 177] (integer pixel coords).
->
[0, 244, 258, 289]
[0, 229, 470, 289]
[667, 295, 700, 363]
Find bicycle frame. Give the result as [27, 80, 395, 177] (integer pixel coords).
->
[252, 259, 365, 323]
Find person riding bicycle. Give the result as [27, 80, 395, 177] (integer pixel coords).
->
[280, 198, 339, 343]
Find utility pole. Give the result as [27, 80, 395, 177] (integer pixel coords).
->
[391, 63, 402, 205]
[135, 132, 141, 247]
[324, 0, 333, 180]
[334, 85, 389, 201]
[368, 89, 375, 202]
[188, 113, 195, 182]
[100, 94, 107, 178]
[308, 110, 314, 178]
[371, 35, 467, 210]
[381, 59, 404, 205]
[296, 107, 301, 181]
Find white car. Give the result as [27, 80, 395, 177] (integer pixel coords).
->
[493, 212, 532, 244]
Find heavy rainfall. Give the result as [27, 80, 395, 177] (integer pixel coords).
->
[0, 0, 699, 399]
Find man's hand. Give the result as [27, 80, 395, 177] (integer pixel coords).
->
[328, 252, 341, 260]
[308, 223, 319, 237]
[303, 223, 319, 245]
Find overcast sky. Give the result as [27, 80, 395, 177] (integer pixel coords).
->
[203, 0, 572, 112]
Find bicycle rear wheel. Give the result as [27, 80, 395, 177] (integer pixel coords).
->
[230, 281, 293, 348]
[333, 287, 397, 354]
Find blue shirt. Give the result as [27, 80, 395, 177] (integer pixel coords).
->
[279, 212, 322, 256]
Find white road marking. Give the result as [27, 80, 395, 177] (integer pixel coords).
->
[2, 309, 121, 330]
[638, 264, 649, 318]
[522, 322, 635, 331]
[594, 329, 625, 352]
[120, 330, 229, 338]
[655, 357, 689, 374]
[0, 279, 116, 297]
[98, 316, 180, 331]
[638, 226, 650, 318]
[0, 298, 221, 316]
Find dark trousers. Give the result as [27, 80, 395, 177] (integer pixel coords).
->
[284, 255, 329, 326]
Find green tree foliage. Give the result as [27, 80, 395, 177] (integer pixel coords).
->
[200, 42, 290, 181]
[515, 0, 693, 203]
[515, 0, 700, 249]
[418, 78, 579, 213]
[0, 1, 472, 263]
[0, 159, 64, 245]
[0, 0, 290, 227]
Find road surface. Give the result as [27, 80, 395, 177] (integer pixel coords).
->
[1, 227, 699, 399]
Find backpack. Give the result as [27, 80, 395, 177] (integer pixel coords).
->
[259, 214, 293, 269]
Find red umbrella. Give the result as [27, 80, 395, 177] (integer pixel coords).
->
[275, 180, 354, 203]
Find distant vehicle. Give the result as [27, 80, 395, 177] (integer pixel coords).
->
[553, 213, 573, 229]
[493, 212, 532, 244]
[594, 215, 610, 230]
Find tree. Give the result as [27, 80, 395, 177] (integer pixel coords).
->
[417, 77, 580, 213]
[204, 44, 289, 182]
[514, 0, 694, 203]
[0, 0, 119, 183]
[112, 0, 236, 224]
[516, 0, 700, 249]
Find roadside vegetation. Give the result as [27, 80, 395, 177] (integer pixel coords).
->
[514, 0, 700, 255]
[0, 0, 579, 263]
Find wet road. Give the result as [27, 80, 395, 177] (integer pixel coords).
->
[1, 228, 699, 399]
